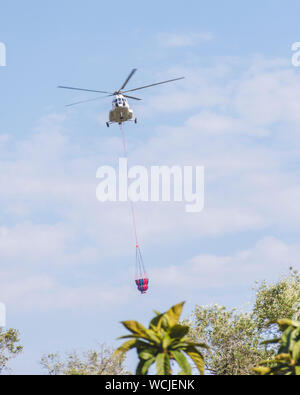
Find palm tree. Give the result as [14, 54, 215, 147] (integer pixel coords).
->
[115, 302, 208, 375]
[253, 319, 300, 375]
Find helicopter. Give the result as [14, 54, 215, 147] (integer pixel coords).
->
[58, 69, 184, 127]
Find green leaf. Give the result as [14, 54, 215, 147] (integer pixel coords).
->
[292, 341, 300, 364]
[169, 325, 190, 340]
[261, 338, 281, 345]
[118, 335, 142, 340]
[188, 341, 209, 349]
[153, 310, 162, 316]
[162, 333, 173, 350]
[290, 327, 300, 354]
[295, 365, 300, 376]
[253, 366, 272, 375]
[279, 327, 293, 354]
[184, 346, 205, 375]
[142, 357, 156, 375]
[136, 360, 145, 375]
[136, 357, 156, 375]
[258, 359, 281, 365]
[139, 350, 156, 361]
[292, 327, 300, 342]
[171, 350, 191, 375]
[145, 329, 162, 345]
[115, 339, 151, 355]
[172, 340, 209, 351]
[164, 302, 185, 327]
[115, 339, 138, 355]
[121, 321, 149, 337]
[275, 353, 291, 362]
[277, 319, 294, 331]
[150, 314, 164, 331]
[161, 316, 170, 331]
[291, 320, 300, 328]
[156, 353, 171, 375]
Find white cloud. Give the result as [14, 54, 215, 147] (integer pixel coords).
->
[0, 223, 67, 263]
[0, 272, 134, 312]
[233, 69, 300, 125]
[158, 32, 213, 48]
[151, 237, 300, 292]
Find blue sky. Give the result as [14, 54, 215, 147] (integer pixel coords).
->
[1, 0, 300, 374]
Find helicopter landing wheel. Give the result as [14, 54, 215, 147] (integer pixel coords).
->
[134, 118, 138, 124]
[106, 122, 110, 128]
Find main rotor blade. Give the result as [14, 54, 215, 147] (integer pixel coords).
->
[119, 69, 137, 91]
[66, 95, 110, 107]
[58, 85, 113, 94]
[123, 94, 142, 101]
[122, 77, 185, 94]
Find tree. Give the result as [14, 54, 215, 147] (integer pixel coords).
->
[254, 319, 300, 375]
[253, 268, 300, 336]
[188, 268, 300, 375]
[41, 344, 130, 375]
[0, 328, 23, 374]
[115, 302, 208, 375]
[187, 305, 272, 375]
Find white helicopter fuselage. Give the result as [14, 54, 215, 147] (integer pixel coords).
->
[109, 95, 134, 124]
[59, 69, 184, 128]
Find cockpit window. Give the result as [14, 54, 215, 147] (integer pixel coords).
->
[113, 97, 127, 107]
